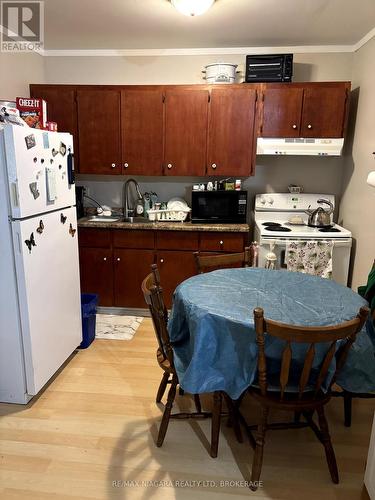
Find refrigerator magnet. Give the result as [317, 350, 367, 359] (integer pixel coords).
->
[69, 223, 76, 237]
[51, 148, 58, 157]
[25, 134, 36, 150]
[29, 182, 40, 199]
[25, 232, 36, 253]
[59, 142, 67, 156]
[36, 220, 44, 234]
[42, 132, 49, 149]
[60, 213, 67, 224]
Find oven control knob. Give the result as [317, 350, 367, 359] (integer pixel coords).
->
[268, 198, 274, 205]
[260, 197, 266, 205]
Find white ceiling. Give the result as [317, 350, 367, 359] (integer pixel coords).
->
[44, 0, 375, 50]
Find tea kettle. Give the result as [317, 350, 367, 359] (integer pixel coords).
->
[305, 199, 334, 228]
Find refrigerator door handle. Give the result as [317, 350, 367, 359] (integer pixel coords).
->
[11, 182, 19, 207]
[67, 152, 75, 185]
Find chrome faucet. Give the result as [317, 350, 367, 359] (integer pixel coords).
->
[123, 178, 143, 220]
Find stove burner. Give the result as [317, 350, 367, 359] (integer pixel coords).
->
[262, 222, 281, 227]
[319, 227, 341, 233]
[265, 226, 292, 232]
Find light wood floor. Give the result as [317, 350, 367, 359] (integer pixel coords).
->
[0, 318, 374, 500]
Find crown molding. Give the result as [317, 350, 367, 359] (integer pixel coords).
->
[41, 45, 354, 57]
[353, 26, 375, 51]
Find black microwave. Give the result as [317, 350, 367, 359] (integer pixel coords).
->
[191, 190, 247, 224]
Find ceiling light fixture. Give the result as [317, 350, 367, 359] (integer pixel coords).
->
[171, 0, 215, 17]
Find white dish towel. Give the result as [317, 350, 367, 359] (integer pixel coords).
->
[285, 240, 334, 279]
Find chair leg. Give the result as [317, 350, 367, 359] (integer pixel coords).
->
[156, 376, 178, 447]
[193, 394, 202, 413]
[294, 411, 302, 423]
[225, 395, 243, 443]
[210, 391, 223, 458]
[343, 391, 352, 427]
[316, 405, 339, 484]
[156, 372, 170, 403]
[250, 406, 269, 491]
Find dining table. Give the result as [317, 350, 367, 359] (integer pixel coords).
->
[167, 268, 375, 400]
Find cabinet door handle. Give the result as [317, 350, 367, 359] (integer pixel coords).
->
[167, 164, 173, 170]
[307, 124, 312, 129]
[292, 124, 297, 129]
[212, 163, 217, 169]
[111, 163, 116, 168]
[219, 240, 224, 245]
[103, 257, 107, 261]
[160, 258, 164, 263]
[117, 257, 121, 262]
[124, 163, 129, 168]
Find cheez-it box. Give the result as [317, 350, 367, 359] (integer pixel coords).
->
[16, 97, 47, 129]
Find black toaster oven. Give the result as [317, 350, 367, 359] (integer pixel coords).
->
[245, 54, 293, 83]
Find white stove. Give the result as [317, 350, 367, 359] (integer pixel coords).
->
[254, 193, 352, 286]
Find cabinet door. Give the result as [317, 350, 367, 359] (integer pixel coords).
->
[79, 247, 114, 306]
[164, 90, 208, 176]
[261, 87, 303, 137]
[207, 88, 256, 176]
[77, 90, 121, 174]
[30, 86, 79, 168]
[156, 251, 197, 308]
[301, 85, 347, 138]
[121, 89, 163, 175]
[114, 249, 155, 308]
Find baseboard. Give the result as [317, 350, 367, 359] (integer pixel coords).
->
[97, 306, 150, 317]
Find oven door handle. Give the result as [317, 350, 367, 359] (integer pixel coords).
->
[261, 238, 351, 247]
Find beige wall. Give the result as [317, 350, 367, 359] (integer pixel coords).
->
[0, 52, 44, 101]
[42, 52, 352, 85]
[339, 39, 375, 289]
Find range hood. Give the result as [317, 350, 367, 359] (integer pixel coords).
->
[256, 138, 344, 156]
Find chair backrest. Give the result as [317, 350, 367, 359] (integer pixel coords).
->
[253, 306, 369, 400]
[194, 247, 252, 274]
[141, 264, 175, 368]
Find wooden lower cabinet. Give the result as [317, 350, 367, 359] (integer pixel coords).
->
[78, 228, 249, 309]
[113, 249, 155, 308]
[156, 250, 197, 308]
[79, 247, 114, 306]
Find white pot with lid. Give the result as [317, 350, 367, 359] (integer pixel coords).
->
[202, 63, 240, 84]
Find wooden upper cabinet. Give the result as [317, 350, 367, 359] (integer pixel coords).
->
[259, 83, 349, 138]
[164, 89, 209, 176]
[261, 87, 303, 138]
[301, 85, 348, 138]
[30, 85, 79, 167]
[30, 86, 77, 136]
[207, 88, 257, 176]
[77, 90, 121, 174]
[121, 89, 163, 175]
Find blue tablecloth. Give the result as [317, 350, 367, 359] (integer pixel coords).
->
[168, 268, 375, 399]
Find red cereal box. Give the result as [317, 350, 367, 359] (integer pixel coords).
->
[16, 97, 47, 129]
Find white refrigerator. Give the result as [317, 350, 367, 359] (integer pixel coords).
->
[0, 124, 82, 404]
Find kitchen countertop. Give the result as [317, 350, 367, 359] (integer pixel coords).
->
[78, 217, 250, 233]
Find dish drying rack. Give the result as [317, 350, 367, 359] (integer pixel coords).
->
[147, 208, 191, 222]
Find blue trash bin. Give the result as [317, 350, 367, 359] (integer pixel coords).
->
[79, 293, 98, 349]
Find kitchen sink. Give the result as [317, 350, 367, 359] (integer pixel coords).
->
[88, 216, 122, 222]
[122, 216, 150, 223]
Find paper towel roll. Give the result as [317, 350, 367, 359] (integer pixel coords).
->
[367, 171, 375, 187]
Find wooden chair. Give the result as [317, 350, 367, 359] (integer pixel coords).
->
[333, 259, 375, 426]
[247, 306, 369, 490]
[141, 264, 242, 456]
[194, 246, 252, 274]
